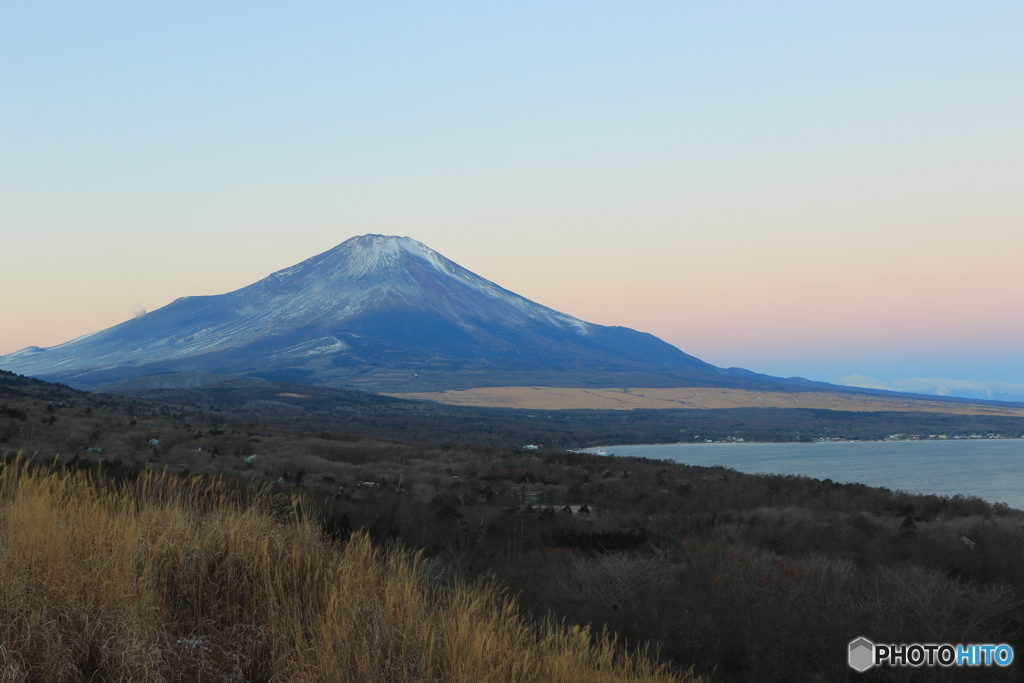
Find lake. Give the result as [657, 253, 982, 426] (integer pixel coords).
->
[589, 440, 1024, 509]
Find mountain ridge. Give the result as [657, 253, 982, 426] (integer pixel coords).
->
[2, 234, 742, 390]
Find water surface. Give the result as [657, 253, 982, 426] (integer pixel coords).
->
[591, 440, 1024, 509]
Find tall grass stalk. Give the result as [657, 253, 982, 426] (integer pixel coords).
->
[0, 455, 697, 682]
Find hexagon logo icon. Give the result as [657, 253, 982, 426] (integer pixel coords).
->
[848, 637, 874, 672]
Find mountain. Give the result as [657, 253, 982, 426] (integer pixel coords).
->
[1, 234, 779, 391]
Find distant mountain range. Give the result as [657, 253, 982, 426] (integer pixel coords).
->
[0, 235, 908, 395]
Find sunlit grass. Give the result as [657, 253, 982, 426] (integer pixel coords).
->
[0, 454, 698, 682]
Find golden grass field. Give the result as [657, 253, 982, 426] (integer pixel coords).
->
[0, 456, 697, 683]
[386, 386, 1024, 417]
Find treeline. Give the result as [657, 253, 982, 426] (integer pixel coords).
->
[104, 378, 1024, 447]
[6, 370, 1024, 451]
[4, 370, 1024, 681]
[15, 445, 1021, 682]
[0, 457, 693, 683]
[306, 450, 1024, 682]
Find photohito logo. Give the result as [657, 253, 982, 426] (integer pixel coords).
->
[849, 637, 1014, 671]
[848, 638, 874, 672]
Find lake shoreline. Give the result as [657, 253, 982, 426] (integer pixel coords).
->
[582, 440, 1024, 510]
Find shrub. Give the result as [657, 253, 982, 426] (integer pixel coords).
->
[0, 456, 696, 683]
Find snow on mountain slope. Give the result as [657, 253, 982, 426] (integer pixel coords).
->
[0, 234, 717, 389]
[231, 234, 592, 336]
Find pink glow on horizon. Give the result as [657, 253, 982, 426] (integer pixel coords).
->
[2, 3, 1022, 387]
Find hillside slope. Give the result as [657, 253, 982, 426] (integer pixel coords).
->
[1, 235, 736, 391]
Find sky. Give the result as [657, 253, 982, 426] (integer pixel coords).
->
[2, 2, 1022, 400]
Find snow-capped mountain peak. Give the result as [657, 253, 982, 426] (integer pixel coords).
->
[0, 234, 715, 389]
[236, 234, 591, 334]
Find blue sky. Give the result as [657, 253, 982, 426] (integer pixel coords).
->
[2, 2, 1022, 399]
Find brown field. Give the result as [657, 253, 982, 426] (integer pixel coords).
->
[386, 386, 1024, 416]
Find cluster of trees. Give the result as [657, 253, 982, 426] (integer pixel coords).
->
[3, 369, 1024, 681]
[91, 377, 1024, 446]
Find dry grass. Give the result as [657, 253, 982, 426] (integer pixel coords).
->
[0, 455, 698, 683]
[386, 386, 1024, 416]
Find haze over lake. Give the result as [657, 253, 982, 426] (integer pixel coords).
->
[593, 440, 1024, 510]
